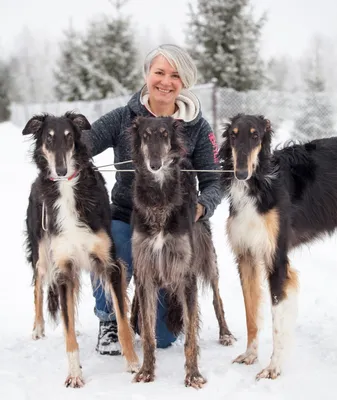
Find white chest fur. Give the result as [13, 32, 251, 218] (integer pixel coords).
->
[227, 181, 274, 262]
[132, 229, 192, 289]
[47, 179, 102, 275]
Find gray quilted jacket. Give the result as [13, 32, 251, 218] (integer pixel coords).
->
[82, 87, 223, 223]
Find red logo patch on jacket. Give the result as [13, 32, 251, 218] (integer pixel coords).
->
[208, 132, 219, 162]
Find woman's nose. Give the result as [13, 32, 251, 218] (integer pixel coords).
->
[160, 75, 171, 85]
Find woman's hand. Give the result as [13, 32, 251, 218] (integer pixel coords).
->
[195, 203, 205, 222]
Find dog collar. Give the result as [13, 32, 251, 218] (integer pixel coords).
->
[49, 170, 80, 182]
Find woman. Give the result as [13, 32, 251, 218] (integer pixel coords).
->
[82, 44, 222, 355]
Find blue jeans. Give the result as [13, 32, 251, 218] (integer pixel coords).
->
[91, 219, 177, 349]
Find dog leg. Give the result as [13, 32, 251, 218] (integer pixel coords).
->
[58, 268, 84, 388]
[211, 276, 236, 346]
[256, 264, 298, 380]
[233, 255, 262, 365]
[130, 289, 140, 335]
[91, 232, 139, 371]
[133, 283, 157, 383]
[32, 268, 45, 340]
[107, 260, 139, 373]
[183, 276, 206, 389]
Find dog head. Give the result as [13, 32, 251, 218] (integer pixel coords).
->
[218, 113, 273, 181]
[22, 111, 91, 179]
[130, 116, 185, 176]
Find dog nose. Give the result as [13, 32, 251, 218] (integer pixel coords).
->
[150, 161, 162, 171]
[56, 166, 67, 176]
[235, 169, 249, 180]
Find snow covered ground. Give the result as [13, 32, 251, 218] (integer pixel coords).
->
[0, 120, 336, 399]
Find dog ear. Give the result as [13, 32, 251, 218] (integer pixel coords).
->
[222, 113, 242, 138]
[170, 118, 186, 156]
[65, 112, 91, 131]
[130, 117, 145, 161]
[131, 116, 148, 132]
[22, 115, 46, 136]
[265, 118, 271, 133]
[221, 121, 231, 138]
[172, 118, 183, 131]
[131, 116, 142, 131]
[258, 115, 271, 133]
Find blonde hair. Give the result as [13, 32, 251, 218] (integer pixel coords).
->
[143, 44, 198, 89]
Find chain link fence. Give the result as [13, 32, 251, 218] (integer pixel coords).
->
[10, 83, 337, 145]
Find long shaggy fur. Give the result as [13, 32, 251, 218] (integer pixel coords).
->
[218, 113, 337, 380]
[23, 111, 139, 388]
[219, 113, 337, 248]
[129, 116, 234, 388]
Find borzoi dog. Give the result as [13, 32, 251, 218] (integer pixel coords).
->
[129, 116, 234, 388]
[218, 113, 337, 380]
[23, 112, 139, 388]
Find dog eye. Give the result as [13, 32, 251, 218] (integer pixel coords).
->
[47, 134, 53, 143]
[230, 133, 236, 140]
[252, 133, 258, 140]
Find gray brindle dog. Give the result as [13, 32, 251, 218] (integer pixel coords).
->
[129, 116, 235, 388]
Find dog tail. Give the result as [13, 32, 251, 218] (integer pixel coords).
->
[47, 284, 59, 322]
[194, 220, 218, 288]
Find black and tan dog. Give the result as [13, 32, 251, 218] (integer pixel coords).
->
[23, 112, 139, 387]
[219, 113, 337, 380]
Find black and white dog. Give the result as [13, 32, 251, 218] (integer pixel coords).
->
[218, 113, 337, 380]
[23, 112, 139, 388]
[129, 116, 234, 388]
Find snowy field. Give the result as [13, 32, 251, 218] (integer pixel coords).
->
[0, 120, 336, 399]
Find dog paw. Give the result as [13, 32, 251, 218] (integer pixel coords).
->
[185, 372, 207, 389]
[65, 375, 85, 388]
[127, 360, 140, 374]
[133, 368, 155, 383]
[32, 323, 45, 340]
[232, 351, 257, 365]
[219, 333, 236, 346]
[256, 365, 281, 381]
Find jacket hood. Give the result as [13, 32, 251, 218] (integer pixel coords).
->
[127, 85, 202, 126]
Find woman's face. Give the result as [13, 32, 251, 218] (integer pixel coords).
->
[146, 55, 184, 108]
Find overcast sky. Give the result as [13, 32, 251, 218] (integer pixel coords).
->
[1, 0, 337, 60]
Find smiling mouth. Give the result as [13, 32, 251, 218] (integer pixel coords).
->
[156, 87, 171, 94]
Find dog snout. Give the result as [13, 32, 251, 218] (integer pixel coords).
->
[150, 160, 162, 171]
[235, 168, 249, 181]
[56, 166, 68, 176]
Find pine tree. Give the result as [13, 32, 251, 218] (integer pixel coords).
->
[186, 0, 266, 90]
[8, 27, 57, 104]
[293, 36, 336, 141]
[55, 1, 141, 101]
[80, 0, 141, 100]
[0, 61, 10, 122]
[54, 22, 89, 101]
[266, 57, 291, 91]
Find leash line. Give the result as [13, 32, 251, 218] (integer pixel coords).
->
[95, 169, 234, 173]
[93, 160, 233, 173]
[94, 160, 133, 169]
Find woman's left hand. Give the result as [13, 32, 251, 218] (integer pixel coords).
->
[195, 203, 205, 222]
